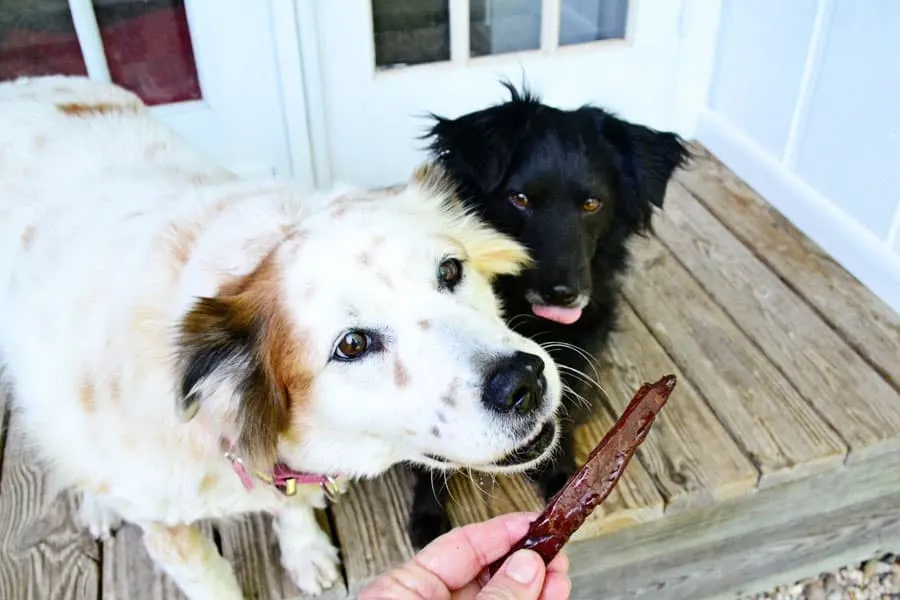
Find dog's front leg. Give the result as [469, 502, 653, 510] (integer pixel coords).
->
[142, 522, 243, 600]
[273, 492, 341, 596]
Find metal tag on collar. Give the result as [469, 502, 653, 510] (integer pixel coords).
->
[322, 476, 343, 503]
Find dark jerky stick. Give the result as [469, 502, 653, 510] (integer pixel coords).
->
[488, 374, 677, 575]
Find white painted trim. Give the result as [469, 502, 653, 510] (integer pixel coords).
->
[696, 108, 900, 314]
[296, 0, 333, 189]
[450, 0, 471, 63]
[668, 0, 722, 138]
[269, 0, 316, 189]
[68, 0, 111, 81]
[782, 0, 834, 168]
[888, 201, 900, 249]
[541, 0, 561, 53]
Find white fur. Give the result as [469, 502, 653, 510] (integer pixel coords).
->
[0, 76, 562, 599]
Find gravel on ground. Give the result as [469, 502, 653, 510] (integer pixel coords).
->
[740, 553, 899, 599]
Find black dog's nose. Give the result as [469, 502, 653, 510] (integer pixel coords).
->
[545, 284, 579, 306]
[482, 351, 545, 415]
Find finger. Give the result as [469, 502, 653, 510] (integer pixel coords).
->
[538, 571, 572, 600]
[413, 512, 540, 589]
[476, 549, 546, 600]
[546, 550, 569, 575]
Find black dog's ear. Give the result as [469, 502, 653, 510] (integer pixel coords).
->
[422, 81, 541, 198]
[596, 111, 692, 229]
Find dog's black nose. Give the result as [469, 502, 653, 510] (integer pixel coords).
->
[545, 284, 579, 306]
[482, 352, 545, 415]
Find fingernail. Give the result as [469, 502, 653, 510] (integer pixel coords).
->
[505, 551, 539, 585]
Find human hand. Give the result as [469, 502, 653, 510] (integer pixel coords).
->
[359, 512, 571, 600]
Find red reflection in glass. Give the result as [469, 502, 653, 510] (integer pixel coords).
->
[96, 1, 201, 106]
[0, 10, 88, 80]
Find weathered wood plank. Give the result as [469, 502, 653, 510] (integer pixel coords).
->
[329, 467, 415, 595]
[678, 144, 900, 390]
[102, 523, 210, 600]
[624, 235, 848, 486]
[601, 304, 758, 513]
[216, 510, 346, 600]
[564, 448, 900, 600]
[0, 412, 101, 600]
[656, 183, 900, 461]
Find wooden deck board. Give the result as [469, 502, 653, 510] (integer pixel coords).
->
[677, 144, 900, 391]
[329, 467, 416, 595]
[0, 412, 100, 600]
[599, 304, 758, 513]
[655, 182, 900, 461]
[623, 235, 848, 486]
[565, 449, 900, 600]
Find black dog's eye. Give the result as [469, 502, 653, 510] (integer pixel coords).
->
[507, 192, 530, 209]
[437, 257, 463, 290]
[583, 197, 604, 214]
[333, 331, 372, 361]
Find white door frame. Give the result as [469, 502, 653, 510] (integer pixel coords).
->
[272, 0, 724, 191]
[66, 0, 301, 182]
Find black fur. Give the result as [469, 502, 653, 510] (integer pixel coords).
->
[407, 83, 691, 549]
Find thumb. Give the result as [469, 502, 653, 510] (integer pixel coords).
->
[477, 550, 546, 600]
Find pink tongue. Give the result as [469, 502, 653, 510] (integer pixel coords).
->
[531, 304, 583, 324]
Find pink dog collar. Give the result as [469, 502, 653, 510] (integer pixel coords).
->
[220, 439, 341, 500]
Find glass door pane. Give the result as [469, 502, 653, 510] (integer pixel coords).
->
[470, 0, 542, 58]
[559, 0, 628, 46]
[0, 0, 88, 79]
[93, 0, 201, 105]
[371, 0, 450, 70]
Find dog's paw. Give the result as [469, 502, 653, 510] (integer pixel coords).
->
[78, 491, 123, 541]
[281, 531, 341, 596]
[408, 511, 452, 550]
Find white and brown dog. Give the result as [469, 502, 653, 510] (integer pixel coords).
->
[0, 76, 562, 600]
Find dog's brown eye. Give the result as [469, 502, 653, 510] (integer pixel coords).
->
[583, 197, 603, 214]
[334, 331, 369, 361]
[438, 257, 463, 291]
[507, 192, 530, 209]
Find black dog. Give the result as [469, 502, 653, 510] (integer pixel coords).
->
[407, 83, 691, 549]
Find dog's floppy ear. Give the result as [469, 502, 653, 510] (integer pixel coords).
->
[592, 110, 692, 230]
[176, 293, 292, 468]
[423, 82, 540, 198]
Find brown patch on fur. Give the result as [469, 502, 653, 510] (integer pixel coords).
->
[394, 359, 410, 388]
[377, 272, 394, 289]
[166, 199, 230, 271]
[144, 524, 208, 564]
[441, 379, 460, 408]
[198, 472, 219, 493]
[109, 375, 121, 404]
[418, 319, 431, 330]
[170, 225, 198, 267]
[80, 380, 96, 413]
[57, 102, 140, 117]
[20, 225, 36, 250]
[430, 426, 441, 438]
[178, 248, 313, 469]
[94, 482, 110, 495]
